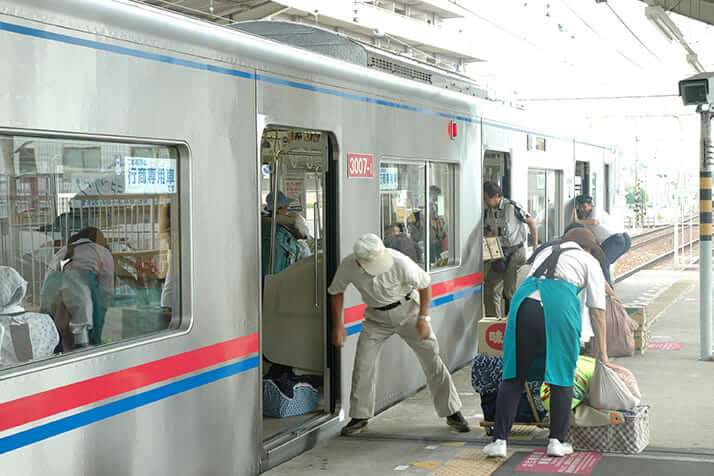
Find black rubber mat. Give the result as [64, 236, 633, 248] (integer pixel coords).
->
[492, 451, 714, 476]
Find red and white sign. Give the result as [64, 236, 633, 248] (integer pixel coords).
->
[347, 153, 374, 178]
[647, 342, 683, 351]
[516, 449, 601, 474]
[486, 323, 506, 351]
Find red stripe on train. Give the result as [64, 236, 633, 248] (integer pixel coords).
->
[343, 272, 482, 325]
[0, 333, 259, 433]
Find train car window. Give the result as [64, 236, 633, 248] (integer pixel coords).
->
[428, 163, 457, 269]
[0, 135, 180, 368]
[380, 162, 426, 269]
[528, 168, 563, 244]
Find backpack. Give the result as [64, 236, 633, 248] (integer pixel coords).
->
[262, 223, 310, 277]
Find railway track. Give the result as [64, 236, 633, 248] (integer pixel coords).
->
[615, 223, 700, 283]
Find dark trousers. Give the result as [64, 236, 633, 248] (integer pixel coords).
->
[493, 298, 573, 442]
[600, 232, 632, 286]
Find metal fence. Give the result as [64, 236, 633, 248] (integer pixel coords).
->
[0, 193, 170, 310]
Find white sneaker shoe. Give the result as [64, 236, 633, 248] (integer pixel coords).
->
[483, 439, 507, 457]
[547, 438, 574, 457]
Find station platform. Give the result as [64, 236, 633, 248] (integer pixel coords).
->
[265, 270, 714, 475]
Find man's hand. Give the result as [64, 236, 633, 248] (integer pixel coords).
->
[572, 208, 579, 223]
[333, 325, 347, 347]
[416, 318, 431, 340]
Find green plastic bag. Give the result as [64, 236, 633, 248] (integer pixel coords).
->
[540, 355, 596, 411]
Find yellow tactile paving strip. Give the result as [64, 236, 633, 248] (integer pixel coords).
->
[431, 448, 513, 476]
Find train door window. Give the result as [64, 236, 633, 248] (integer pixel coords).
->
[604, 164, 611, 212]
[380, 162, 426, 269]
[483, 150, 511, 197]
[0, 134, 182, 369]
[528, 168, 562, 244]
[575, 161, 590, 197]
[259, 127, 334, 442]
[18, 146, 37, 174]
[591, 173, 598, 206]
[428, 163, 457, 269]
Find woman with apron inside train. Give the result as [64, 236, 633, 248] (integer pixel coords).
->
[483, 228, 609, 458]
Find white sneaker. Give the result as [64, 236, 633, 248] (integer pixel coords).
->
[547, 438, 574, 457]
[483, 439, 507, 457]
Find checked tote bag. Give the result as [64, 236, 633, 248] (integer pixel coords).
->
[568, 405, 650, 454]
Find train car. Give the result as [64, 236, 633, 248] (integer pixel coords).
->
[0, 1, 614, 475]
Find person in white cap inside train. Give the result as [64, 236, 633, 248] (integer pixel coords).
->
[329, 233, 469, 436]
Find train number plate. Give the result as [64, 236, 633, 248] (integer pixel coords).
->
[347, 153, 374, 178]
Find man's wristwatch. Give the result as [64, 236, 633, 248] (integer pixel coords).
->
[417, 315, 431, 322]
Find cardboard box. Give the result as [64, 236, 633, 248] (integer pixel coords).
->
[483, 237, 504, 261]
[626, 305, 648, 355]
[478, 316, 508, 356]
[634, 327, 648, 355]
[626, 305, 648, 329]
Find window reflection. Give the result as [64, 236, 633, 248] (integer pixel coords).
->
[0, 135, 180, 367]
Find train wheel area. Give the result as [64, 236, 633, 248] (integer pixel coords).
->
[264, 268, 714, 475]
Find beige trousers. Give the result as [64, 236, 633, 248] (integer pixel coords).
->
[349, 298, 462, 419]
[484, 246, 526, 318]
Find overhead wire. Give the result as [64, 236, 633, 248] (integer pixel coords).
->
[605, 2, 663, 63]
[557, 0, 644, 69]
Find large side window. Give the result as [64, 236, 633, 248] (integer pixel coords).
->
[428, 163, 456, 269]
[379, 160, 458, 271]
[528, 168, 562, 244]
[0, 135, 181, 369]
[380, 162, 426, 269]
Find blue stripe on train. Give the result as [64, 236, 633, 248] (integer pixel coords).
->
[0, 356, 260, 455]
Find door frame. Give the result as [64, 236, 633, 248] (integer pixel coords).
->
[257, 124, 341, 454]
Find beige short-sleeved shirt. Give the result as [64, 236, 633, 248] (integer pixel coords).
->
[328, 249, 431, 308]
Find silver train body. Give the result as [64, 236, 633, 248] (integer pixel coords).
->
[0, 1, 615, 474]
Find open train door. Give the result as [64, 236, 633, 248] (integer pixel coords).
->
[257, 126, 340, 466]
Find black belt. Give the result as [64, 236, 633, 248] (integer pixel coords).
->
[374, 294, 412, 312]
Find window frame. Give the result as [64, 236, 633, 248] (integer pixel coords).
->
[0, 128, 191, 380]
[527, 167, 564, 244]
[378, 156, 461, 274]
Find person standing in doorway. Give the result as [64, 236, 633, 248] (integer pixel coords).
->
[572, 195, 631, 286]
[330, 233, 469, 436]
[483, 182, 538, 317]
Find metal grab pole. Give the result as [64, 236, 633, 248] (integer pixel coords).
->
[699, 105, 713, 361]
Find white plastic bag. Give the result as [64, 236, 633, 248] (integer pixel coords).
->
[589, 360, 640, 411]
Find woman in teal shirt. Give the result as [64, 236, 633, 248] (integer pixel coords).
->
[483, 228, 609, 458]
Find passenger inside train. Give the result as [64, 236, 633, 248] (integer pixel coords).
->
[41, 226, 114, 351]
[383, 223, 419, 262]
[428, 185, 449, 267]
[0, 266, 59, 366]
[261, 190, 312, 278]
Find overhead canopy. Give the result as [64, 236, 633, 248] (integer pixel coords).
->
[642, 0, 714, 27]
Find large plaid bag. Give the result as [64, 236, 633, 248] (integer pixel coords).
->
[568, 405, 649, 454]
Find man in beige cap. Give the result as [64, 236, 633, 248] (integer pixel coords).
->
[329, 233, 468, 436]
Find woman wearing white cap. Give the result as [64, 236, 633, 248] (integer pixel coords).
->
[328, 233, 469, 436]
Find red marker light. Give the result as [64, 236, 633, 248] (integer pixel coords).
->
[448, 120, 457, 140]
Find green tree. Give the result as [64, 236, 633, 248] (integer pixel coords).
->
[625, 186, 648, 210]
